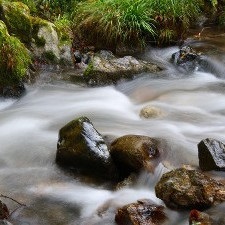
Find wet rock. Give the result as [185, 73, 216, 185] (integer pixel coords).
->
[115, 199, 167, 225]
[56, 116, 118, 180]
[84, 50, 161, 85]
[198, 138, 225, 171]
[171, 46, 201, 72]
[189, 209, 213, 225]
[0, 82, 25, 98]
[140, 106, 164, 119]
[110, 135, 161, 178]
[155, 168, 225, 210]
[0, 201, 9, 220]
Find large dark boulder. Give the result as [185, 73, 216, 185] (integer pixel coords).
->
[115, 199, 167, 225]
[56, 116, 118, 180]
[110, 135, 161, 178]
[155, 168, 225, 210]
[198, 138, 225, 171]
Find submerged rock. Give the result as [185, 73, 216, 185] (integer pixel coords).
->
[198, 138, 225, 171]
[56, 116, 118, 180]
[140, 105, 164, 119]
[110, 135, 161, 178]
[155, 168, 225, 210]
[84, 50, 161, 85]
[115, 199, 167, 225]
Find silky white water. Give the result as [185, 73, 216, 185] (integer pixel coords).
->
[1, 44, 225, 224]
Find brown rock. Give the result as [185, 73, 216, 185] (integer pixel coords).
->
[115, 199, 167, 225]
[155, 168, 225, 210]
[110, 135, 161, 178]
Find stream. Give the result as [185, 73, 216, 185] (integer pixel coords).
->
[1, 35, 225, 224]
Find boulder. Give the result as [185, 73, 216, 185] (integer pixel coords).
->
[155, 168, 225, 210]
[110, 135, 161, 178]
[31, 18, 60, 62]
[198, 138, 225, 171]
[84, 50, 161, 85]
[189, 209, 213, 225]
[56, 116, 118, 180]
[0, 201, 9, 220]
[115, 199, 167, 225]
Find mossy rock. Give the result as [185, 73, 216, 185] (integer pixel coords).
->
[0, 1, 32, 44]
[31, 17, 60, 62]
[0, 20, 31, 88]
[56, 116, 118, 180]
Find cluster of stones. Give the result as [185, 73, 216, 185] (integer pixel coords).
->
[55, 115, 225, 225]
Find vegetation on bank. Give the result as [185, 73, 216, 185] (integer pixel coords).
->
[0, 20, 31, 86]
[0, 0, 225, 89]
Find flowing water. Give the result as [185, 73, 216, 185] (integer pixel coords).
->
[1, 36, 225, 225]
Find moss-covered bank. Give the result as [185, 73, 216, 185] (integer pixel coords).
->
[0, 20, 31, 86]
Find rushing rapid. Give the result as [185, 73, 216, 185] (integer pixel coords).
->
[1, 40, 225, 224]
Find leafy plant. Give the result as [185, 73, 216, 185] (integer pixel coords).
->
[54, 14, 72, 44]
[73, 0, 156, 49]
[73, 0, 204, 48]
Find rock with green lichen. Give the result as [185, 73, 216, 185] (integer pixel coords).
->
[0, 0, 32, 44]
[31, 18, 60, 62]
[0, 20, 30, 97]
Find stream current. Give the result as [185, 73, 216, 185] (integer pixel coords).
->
[1, 39, 225, 224]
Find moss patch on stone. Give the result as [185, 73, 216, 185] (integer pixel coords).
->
[0, 20, 31, 86]
[0, 1, 32, 44]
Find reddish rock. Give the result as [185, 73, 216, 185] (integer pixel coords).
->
[189, 209, 213, 225]
[115, 199, 167, 225]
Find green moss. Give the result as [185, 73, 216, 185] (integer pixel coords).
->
[0, 20, 31, 85]
[31, 16, 48, 46]
[43, 50, 57, 62]
[0, 1, 32, 44]
[83, 61, 94, 76]
[54, 14, 72, 45]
